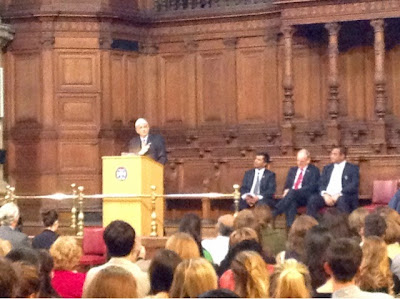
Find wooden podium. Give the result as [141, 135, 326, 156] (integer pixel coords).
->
[102, 155, 164, 236]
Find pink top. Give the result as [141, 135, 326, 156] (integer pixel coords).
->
[52, 270, 87, 298]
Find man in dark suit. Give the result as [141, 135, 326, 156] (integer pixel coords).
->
[0, 203, 30, 249]
[128, 118, 167, 165]
[239, 152, 276, 210]
[272, 149, 320, 227]
[307, 147, 359, 218]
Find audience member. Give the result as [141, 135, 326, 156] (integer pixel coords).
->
[202, 214, 234, 265]
[357, 236, 393, 295]
[325, 238, 391, 298]
[13, 262, 41, 298]
[198, 288, 239, 298]
[169, 258, 218, 298]
[270, 258, 312, 298]
[38, 249, 59, 298]
[230, 251, 270, 298]
[83, 266, 138, 298]
[364, 213, 387, 239]
[319, 208, 354, 239]
[0, 257, 19, 298]
[276, 215, 318, 264]
[6, 247, 40, 267]
[32, 209, 59, 250]
[165, 232, 200, 260]
[348, 207, 369, 239]
[50, 236, 86, 298]
[148, 249, 182, 298]
[229, 227, 259, 248]
[178, 213, 212, 262]
[304, 225, 333, 293]
[83, 220, 150, 298]
[0, 203, 30, 249]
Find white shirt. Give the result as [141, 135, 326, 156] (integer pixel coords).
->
[292, 165, 308, 189]
[250, 168, 265, 194]
[201, 235, 230, 266]
[324, 161, 346, 196]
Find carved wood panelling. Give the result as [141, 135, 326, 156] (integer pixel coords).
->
[11, 52, 41, 123]
[386, 46, 400, 117]
[57, 94, 100, 130]
[58, 141, 99, 173]
[56, 50, 100, 93]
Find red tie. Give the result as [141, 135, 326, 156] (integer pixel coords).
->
[294, 168, 304, 190]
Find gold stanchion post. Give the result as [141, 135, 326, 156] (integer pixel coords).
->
[77, 186, 84, 237]
[70, 183, 77, 233]
[233, 184, 240, 217]
[150, 185, 157, 237]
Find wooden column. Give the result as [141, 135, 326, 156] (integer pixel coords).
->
[370, 19, 387, 153]
[281, 25, 295, 155]
[325, 22, 341, 148]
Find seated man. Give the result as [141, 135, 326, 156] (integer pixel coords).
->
[272, 149, 320, 227]
[308, 147, 359, 218]
[239, 152, 276, 210]
[32, 209, 59, 250]
[0, 203, 30, 249]
[325, 238, 391, 298]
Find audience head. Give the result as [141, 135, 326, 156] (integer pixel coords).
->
[271, 259, 311, 298]
[376, 207, 400, 244]
[304, 225, 333, 290]
[0, 203, 20, 227]
[135, 118, 150, 138]
[330, 147, 347, 163]
[231, 251, 269, 298]
[50, 236, 82, 271]
[178, 213, 203, 256]
[252, 205, 272, 230]
[287, 215, 318, 260]
[0, 239, 12, 257]
[0, 257, 19, 298]
[169, 258, 218, 298]
[198, 289, 239, 298]
[13, 262, 41, 298]
[6, 247, 40, 267]
[233, 210, 259, 232]
[254, 152, 270, 169]
[149, 249, 182, 295]
[41, 209, 58, 229]
[348, 207, 369, 237]
[38, 249, 58, 298]
[83, 265, 138, 298]
[165, 232, 200, 259]
[216, 214, 234, 237]
[296, 149, 311, 168]
[326, 238, 362, 283]
[364, 213, 387, 238]
[357, 236, 393, 294]
[320, 208, 353, 239]
[104, 220, 135, 257]
[229, 228, 259, 248]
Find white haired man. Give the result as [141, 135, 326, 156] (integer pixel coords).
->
[128, 118, 167, 165]
[0, 203, 30, 249]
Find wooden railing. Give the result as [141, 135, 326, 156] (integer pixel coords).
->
[1, 184, 241, 237]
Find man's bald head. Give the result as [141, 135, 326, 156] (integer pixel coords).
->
[297, 149, 311, 168]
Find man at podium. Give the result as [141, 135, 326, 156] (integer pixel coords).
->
[128, 118, 167, 165]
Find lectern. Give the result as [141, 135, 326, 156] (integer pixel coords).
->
[102, 155, 164, 236]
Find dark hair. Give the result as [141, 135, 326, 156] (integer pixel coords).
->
[0, 257, 18, 298]
[103, 220, 135, 257]
[256, 152, 270, 164]
[198, 289, 240, 298]
[6, 247, 40, 267]
[149, 249, 182, 294]
[326, 238, 362, 283]
[14, 262, 41, 298]
[364, 213, 387, 238]
[304, 226, 333, 290]
[219, 223, 234, 237]
[41, 210, 58, 227]
[333, 146, 347, 157]
[320, 208, 354, 239]
[38, 250, 59, 298]
[178, 213, 204, 257]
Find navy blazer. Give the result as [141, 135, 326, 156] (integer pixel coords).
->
[283, 164, 320, 195]
[320, 162, 359, 196]
[128, 133, 167, 165]
[240, 168, 276, 200]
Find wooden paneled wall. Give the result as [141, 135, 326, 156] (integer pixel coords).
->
[2, 1, 400, 224]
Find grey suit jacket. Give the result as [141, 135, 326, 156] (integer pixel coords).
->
[0, 226, 31, 249]
[332, 285, 392, 298]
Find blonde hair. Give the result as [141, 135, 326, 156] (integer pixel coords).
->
[165, 232, 200, 260]
[169, 258, 217, 298]
[272, 259, 311, 298]
[229, 228, 259, 248]
[50, 236, 82, 271]
[83, 266, 137, 298]
[231, 251, 269, 298]
[348, 207, 369, 236]
[287, 215, 318, 259]
[0, 239, 11, 257]
[357, 236, 394, 295]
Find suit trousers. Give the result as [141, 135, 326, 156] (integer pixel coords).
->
[239, 197, 276, 211]
[274, 189, 310, 227]
[307, 193, 359, 219]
